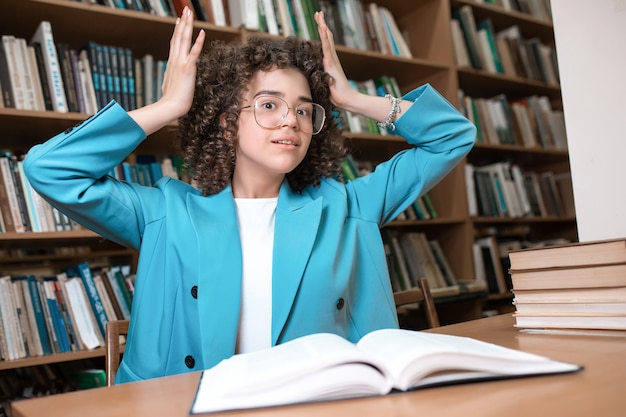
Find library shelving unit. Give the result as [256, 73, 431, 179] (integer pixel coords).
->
[0, 0, 574, 402]
[449, 0, 577, 311]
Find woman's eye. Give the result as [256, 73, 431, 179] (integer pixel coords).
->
[261, 102, 276, 110]
[297, 106, 311, 117]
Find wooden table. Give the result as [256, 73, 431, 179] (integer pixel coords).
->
[12, 314, 626, 417]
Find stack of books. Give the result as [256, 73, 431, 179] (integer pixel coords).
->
[508, 238, 626, 332]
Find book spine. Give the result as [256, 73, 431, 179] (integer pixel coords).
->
[15, 38, 39, 110]
[56, 43, 80, 112]
[43, 282, 71, 353]
[29, 21, 68, 112]
[31, 42, 53, 110]
[2, 35, 27, 109]
[113, 269, 134, 310]
[16, 160, 42, 232]
[27, 276, 52, 355]
[0, 278, 19, 359]
[123, 48, 137, 110]
[9, 155, 33, 232]
[51, 278, 80, 351]
[64, 277, 103, 349]
[0, 297, 11, 360]
[77, 49, 97, 113]
[0, 158, 17, 232]
[106, 271, 131, 319]
[69, 48, 87, 113]
[10, 278, 34, 357]
[116, 46, 130, 110]
[0, 37, 16, 108]
[101, 45, 115, 104]
[0, 155, 26, 232]
[76, 262, 108, 337]
[85, 42, 105, 110]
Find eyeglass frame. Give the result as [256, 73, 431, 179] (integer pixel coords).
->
[239, 95, 326, 135]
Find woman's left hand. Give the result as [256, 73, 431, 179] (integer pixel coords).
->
[314, 11, 360, 110]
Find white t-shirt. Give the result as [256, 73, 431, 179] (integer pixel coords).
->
[234, 197, 277, 354]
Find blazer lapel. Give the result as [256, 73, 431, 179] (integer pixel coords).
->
[271, 183, 323, 345]
[188, 187, 242, 368]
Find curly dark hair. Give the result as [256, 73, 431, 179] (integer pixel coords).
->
[177, 35, 348, 196]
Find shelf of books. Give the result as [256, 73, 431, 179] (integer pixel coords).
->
[0, 0, 578, 408]
[449, 0, 578, 307]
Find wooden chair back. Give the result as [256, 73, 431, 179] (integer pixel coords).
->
[105, 319, 129, 387]
[393, 278, 440, 328]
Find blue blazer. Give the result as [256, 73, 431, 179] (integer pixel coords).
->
[24, 84, 475, 383]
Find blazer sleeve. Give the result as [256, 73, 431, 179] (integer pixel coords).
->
[346, 84, 476, 225]
[23, 101, 161, 250]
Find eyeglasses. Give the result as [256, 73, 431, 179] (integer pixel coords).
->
[240, 95, 326, 135]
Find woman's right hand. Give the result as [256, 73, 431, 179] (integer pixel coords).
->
[129, 6, 205, 136]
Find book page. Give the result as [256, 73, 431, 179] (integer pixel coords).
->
[356, 329, 581, 391]
[190, 333, 392, 414]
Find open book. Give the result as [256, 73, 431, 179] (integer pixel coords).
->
[190, 329, 581, 413]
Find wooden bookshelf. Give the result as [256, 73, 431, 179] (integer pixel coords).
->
[0, 0, 574, 405]
[449, 0, 578, 305]
[0, 347, 108, 371]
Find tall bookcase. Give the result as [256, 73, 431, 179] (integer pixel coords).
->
[0, 0, 574, 405]
[448, 0, 576, 312]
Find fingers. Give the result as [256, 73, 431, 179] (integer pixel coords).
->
[170, 7, 194, 60]
[160, 7, 205, 105]
[314, 11, 333, 56]
[314, 11, 326, 39]
[189, 27, 206, 61]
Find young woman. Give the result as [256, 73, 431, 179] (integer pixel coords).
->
[24, 9, 475, 384]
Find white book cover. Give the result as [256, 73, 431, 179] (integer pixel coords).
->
[477, 29, 497, 73]
[0, 155, 26, 232]
[142, 54, 154, 106]
[291, 0, 311, 40]
[16, 160, 42, 232]
[451, 19, 470, 67]
[29, 21, 68, 112]
[345, 0, 368, 51]
[244, 0, 260, 30]
[3, 277, 27, 359]
[19, 280, 44, 357]
[465, 163, 478, 216]
[227, 0, 243, 28]
[367, 3, 390, 54]
[274, 0, 294, 36]
[25, 44, 46, 111]
[14, 38, 38, 110]
[510, 164, 532, 215]
[78, 49, 98, 114]
[260, 0, 279, 35]
[0, 278, 20, 360]
[63, 277, 102, 350]
[1, 36, 26, 109]
[379, 7, 412, 57]
[211, 0, 227, 26]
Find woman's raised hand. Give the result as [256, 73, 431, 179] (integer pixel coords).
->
[161, 7, 205, 116]
[129, 6, 205, 135]
[314, 11, 410, 124]
[314, 11, 360, 111]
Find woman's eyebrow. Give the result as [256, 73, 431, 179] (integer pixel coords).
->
[253, 90, 313, 103]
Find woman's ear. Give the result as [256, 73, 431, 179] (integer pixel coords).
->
[219, 113, 234, 141]
[219, 113, 228, 128]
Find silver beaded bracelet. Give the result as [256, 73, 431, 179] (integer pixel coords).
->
[376, 94, 402, 131]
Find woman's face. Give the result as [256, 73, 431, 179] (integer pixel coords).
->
[233, 68, 314, 188]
